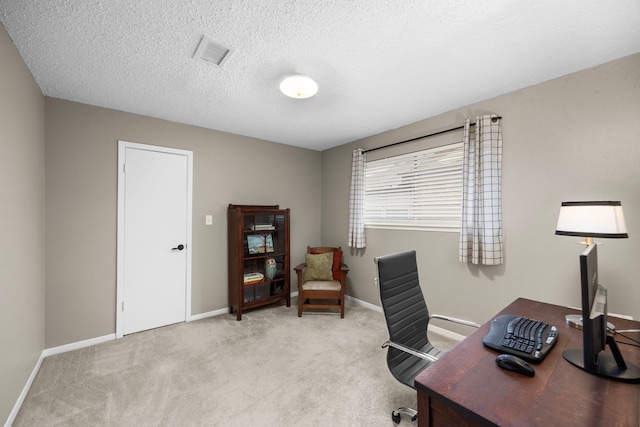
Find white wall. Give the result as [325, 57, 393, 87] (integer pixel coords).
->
[322, 53, 640, 332]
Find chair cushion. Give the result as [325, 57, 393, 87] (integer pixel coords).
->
[310, 248, 343, 280]
[304, 253, 333, 281]
[302, 280, 342, 291]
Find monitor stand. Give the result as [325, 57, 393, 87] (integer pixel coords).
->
[563, 335, 640, 383]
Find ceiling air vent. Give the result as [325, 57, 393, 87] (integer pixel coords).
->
[193, 36, 233, 66]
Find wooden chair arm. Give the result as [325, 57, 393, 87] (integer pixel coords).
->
[293, 263, 306, 273]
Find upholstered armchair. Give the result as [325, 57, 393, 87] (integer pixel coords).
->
[294, 246, 349, 318]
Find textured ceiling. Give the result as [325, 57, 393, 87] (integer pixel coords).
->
[1, 1, 639, 151]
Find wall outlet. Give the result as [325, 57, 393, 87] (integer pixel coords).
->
[374, 278, 378, 288]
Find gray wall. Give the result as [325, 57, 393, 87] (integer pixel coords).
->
[44, 98, 322, 348]
[0, 24, 46, 422]
[323, 53, 640, 332]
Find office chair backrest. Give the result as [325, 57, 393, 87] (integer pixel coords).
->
[376, 250, 430, 353]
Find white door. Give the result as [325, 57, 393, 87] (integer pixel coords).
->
[116, 141, 193, 337]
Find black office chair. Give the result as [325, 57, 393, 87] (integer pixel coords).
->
[375, 250, 480, 424]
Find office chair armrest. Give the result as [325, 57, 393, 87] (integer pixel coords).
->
[431, 314, 480, 328]
[381, 341, 439, 363]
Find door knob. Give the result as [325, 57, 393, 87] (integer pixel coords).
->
[172, 244, 185, 251]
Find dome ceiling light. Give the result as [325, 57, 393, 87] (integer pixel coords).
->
[279, 75, 318, 99]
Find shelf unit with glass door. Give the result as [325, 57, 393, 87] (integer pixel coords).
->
[227, 204, 290, 320]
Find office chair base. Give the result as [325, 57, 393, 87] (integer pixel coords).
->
[392, 407, 418, 424]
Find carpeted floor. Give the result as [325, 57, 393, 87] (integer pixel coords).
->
[13, 300, 458, 426]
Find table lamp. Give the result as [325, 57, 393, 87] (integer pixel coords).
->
[555, 201, 628, 329]
[555, 201, 628, 244]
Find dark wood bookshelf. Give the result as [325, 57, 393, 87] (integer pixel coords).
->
[227, 204, 290, 320]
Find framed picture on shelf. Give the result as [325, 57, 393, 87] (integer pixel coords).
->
[247, 234, 275, 254]
[265, 234, 274, 252]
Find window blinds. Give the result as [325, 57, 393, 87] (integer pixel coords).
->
[364, 142, 463, 231]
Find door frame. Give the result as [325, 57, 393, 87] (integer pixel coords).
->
[116, 140, 193, 338]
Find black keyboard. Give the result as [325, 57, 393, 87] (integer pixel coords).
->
[482, 315, 558, 363]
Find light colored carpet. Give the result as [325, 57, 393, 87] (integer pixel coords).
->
[14, 300, 459, 426]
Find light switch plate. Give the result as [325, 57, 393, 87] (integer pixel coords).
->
[205, 215, 213, 225]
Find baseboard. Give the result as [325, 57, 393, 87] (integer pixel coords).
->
[42, 333, 116, 357]
[6, 334, 117, 426]
[346, 295, 465, 342]
[346, 294, 382, 312]
[194, 295, 465, 357]
[427, 324, 465, 342]
[38, 299, 458, 349]
[189, 307, 229, 321]
[6, 298, 300, 426]
[189, 294, 464, 343]
[4, 352, 44, 427]
[190, 294, 300, 321]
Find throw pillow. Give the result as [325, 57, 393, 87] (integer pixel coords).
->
[310, 248, 343, 280]
[304, 252, 334, 281]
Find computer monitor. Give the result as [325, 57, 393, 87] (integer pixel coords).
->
[562, 243, 640, 382]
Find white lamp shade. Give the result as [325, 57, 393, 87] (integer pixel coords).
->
[555, 201, 628, 239]
[279, 75, 318, 99]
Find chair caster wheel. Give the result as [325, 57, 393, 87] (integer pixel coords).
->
[392, 411, 401, 424]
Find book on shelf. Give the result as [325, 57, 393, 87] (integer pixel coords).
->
[248, 224, 275, 231]
[244, 272, 264, 284]
[255, 225, 275, 230]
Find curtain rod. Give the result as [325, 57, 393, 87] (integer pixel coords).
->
[363, 116, 502, 154]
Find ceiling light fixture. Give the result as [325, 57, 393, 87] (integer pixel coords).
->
[279, 75, 318, 99]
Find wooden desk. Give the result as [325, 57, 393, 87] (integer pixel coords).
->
[415, 298, 640, 427]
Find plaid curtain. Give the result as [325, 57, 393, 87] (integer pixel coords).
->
[459, 115, 503, 265]
[348, 148, 366, 248]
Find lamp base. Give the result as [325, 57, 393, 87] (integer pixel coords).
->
[565, 314, 615, 332]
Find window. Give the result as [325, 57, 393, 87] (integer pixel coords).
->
[364, 143, 463, 231]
